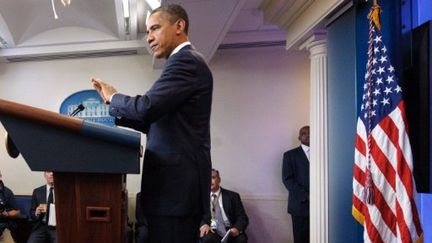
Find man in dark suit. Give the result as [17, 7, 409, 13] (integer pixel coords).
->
[199, 169, 248, 243]
[282, 125, 310, 243]
[27, 171, 56, 243]
[91, 4, 212, 243]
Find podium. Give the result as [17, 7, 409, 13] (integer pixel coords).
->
[0, 99, 141, 243]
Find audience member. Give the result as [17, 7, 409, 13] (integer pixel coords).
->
[200, 169, 248, 243]
[282, 125, 310, 243]
[0, 171, 20, 243]
[27, 171, 56, 243]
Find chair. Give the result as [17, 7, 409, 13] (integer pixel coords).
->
[12, 195, 32, 243]
[14, 195, 32, 219]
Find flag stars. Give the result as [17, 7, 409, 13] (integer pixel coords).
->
[381, 98, 390, 106]
[365, 101, 371, 108]
[374, 35, 382, 43]
[362, 28, 404, 127]
[373, 89, 381, 96]
[376, 77, 383, 85]
[386, 75, 394, 83]
[384, 87, 393, 95]
[395, 85, 402, 93]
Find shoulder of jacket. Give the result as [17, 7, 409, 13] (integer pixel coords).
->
[221, 188, 240, 197]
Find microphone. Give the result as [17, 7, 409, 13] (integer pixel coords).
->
[70, 104, 85, 117]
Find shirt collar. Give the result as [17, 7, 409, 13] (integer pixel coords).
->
[211, 188, 221, 197]
[170, 41, 191, 57]
[301, 144, 310, 153]
[46, 184, 53, 195]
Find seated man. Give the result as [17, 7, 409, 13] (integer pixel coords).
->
[27, 171, 56, 243]
[200, 169, 249, 243]
[0, 171, 20, 243]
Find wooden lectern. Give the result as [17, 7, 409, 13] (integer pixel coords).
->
[0, 99, 141, 243]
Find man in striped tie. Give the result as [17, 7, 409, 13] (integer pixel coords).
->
[199, 169, 249, 243]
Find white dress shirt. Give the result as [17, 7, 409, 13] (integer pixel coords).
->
[301, 144, 310, 161]
[211, 188, 231, 227]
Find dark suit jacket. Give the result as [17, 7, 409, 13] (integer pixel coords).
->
[282, 146, 309, 217]
[200, 188, 249, 234]
[110, 45, 213, 222]
[29, 185, 47, 229]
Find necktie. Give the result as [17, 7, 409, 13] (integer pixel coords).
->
[211, 193, 226, 236]
[46, 187, 54, 223]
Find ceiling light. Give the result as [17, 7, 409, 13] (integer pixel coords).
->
[50, 0, 71, 20]
[122, 0, 130, 18]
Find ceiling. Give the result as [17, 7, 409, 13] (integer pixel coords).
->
[0, 0, 347, 63]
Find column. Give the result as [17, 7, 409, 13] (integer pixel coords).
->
[300, 32, 328, 243]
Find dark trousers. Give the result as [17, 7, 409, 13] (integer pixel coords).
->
[200, 231, 247, 243]
[291, 215, 309, 243]
[146, 215, 200, 243]
[27, 224, 56, 243]
[135, 224, 149, 243]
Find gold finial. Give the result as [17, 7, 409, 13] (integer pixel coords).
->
[368, 1, 381, 31]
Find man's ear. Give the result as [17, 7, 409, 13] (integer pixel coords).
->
[175, 19, 186, 34]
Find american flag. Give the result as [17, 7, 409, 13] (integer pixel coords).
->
[352, 6, 423, 243]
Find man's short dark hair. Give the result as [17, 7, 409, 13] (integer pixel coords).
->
[152, 4, 189, 34]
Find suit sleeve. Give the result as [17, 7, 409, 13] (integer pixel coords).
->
[109, 53, 200, 127]
[200, 210, 211, 227]
[230, 192, 249, 232]
[282, 151, 308, 201]
[114, 116, 149, 134]
[30, 189, 42, 222]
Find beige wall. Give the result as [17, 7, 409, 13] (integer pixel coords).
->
[0, 45, 309, 242]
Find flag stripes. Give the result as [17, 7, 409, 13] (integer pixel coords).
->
[352, 7, 422, 241]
